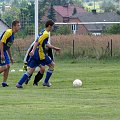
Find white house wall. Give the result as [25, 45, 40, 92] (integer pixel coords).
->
[0, 21, 9, 36]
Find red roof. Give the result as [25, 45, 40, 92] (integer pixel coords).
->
[53, 5, 87, 17]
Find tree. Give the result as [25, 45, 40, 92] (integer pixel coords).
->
[100, 0, 116, 12]
[72, 7, 77, 15]
[47, 3, 56, 22]
[19, 0, 28, 8]
[2, 4, 5, 12]
[12, 0, 19, 8]
[105, 24, 120, 34]
[2, 7, 20, 26]
[27, 1, 34, 23]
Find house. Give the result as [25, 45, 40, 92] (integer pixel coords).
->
[0, 18, 10, 36]
[42, 4, 87, 22]
[4, 5, 11, 11]
[53, 5, 87, 22]
[69, 11, 120, 34]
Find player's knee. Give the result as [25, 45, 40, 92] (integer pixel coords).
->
[49, 65, 54, 71]
[40, 66, 45, 73]
[25, 72, 31, 77]
[51, 62, 55, 67]
[7, 65, 10, 69]
[3, 65, 9, 70]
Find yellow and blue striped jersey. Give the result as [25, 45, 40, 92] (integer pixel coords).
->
[36, 29, 49, 60]
[0, 29, 14, 51]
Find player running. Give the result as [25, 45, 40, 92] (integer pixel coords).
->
[16, 19, 60, 88]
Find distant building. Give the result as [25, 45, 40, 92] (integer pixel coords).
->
[42, 4, 87, 22]
[69, 11, 120, 34]
[5, 5, 11, 11]
[0, 18, 10, 36]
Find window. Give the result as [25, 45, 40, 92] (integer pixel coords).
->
[63, 17, 69, 22]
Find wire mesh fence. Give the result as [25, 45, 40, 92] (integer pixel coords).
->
[12, 33, 120, 63]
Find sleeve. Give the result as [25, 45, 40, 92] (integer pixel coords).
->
[38, 33, 49, 44]
[1, 30, 12, 44]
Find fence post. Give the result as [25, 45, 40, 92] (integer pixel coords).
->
[73, 39, 75, 57]
[111, 39, 113, 57]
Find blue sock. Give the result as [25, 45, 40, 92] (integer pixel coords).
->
[18, 72, 30, 85]
[44, 70, 53, 83]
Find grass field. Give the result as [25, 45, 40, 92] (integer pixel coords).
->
[0, 59, 120, 120]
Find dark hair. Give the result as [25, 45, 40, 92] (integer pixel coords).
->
[45, 19, 54, 28]
[12, 20, 20, 27]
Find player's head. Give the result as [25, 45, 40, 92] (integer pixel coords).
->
[45, 19, 54, 31]
[12, 20, 21, 33]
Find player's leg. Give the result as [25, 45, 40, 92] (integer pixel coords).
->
[2, 64, 10, 87]
[0, 65, 7, 73]
[32, 48, 54, 86]
[0, 52, 8, 73]
[0, 51, 10, 87]
[16, 68, 35, 88]
[33, 65, 45, 86]
[0, 65, 9, 87]
[16, 57, 37, 88]
[42, 56, 55, 87]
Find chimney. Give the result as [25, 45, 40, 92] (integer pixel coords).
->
[92, 9, 96, 14]
[63, 2, 69, 7]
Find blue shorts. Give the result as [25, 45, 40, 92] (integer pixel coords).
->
[41, 55, 52, 66]
[28, 55, 52, 68]
[0, 51, 10, 66]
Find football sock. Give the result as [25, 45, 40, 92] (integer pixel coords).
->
[44, 69, 53, 83]
[33, 71, 44, 83]
[18, 72, 31, 85]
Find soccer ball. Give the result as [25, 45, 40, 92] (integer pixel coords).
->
[73, 79, 82, 87]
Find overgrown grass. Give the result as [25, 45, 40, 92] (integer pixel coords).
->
[0, 59, 120, 120]
[12, 34, 120, 62]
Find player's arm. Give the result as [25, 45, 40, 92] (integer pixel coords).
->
[46, 44, 61, 52]
[0, 41, 5, 61]
[0, 30, 12, 60]
[7, 48, 14, 64]
[29, 41, 39, 56]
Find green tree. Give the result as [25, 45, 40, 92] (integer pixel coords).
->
[2, 7, 20, 26]
[2, 4, 5, 12]
[27, 1, 34, 23]
[19, 0, 28, 8]
[72, 7, 77, 15]
[100, 0, 115, 12]
[47, 3, 56, 22]
[55, 25, 71, 35]
[12, 0, 19, 8]
[105, 24, 120, 34]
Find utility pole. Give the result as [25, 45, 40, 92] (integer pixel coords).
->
[118, 0, 120, 10]
[94, 0, 95, 9]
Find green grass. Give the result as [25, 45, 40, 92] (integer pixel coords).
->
[0, 59, 120, 120]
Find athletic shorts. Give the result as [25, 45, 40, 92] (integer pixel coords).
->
[0, 51, 10, 66]
[41, 55, 52, 66]
[27, 55, 52, 68]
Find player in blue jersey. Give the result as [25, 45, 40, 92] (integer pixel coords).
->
[0, 20, 21, 87]
[16, 20, 60, 88]
[23, 41, 54, 86]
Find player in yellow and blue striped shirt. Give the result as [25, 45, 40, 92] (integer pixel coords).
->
[16, 20, 61, 88]
[0, 20, 21, 87]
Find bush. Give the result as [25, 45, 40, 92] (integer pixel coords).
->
[105, 24, 120, 34]
[53, 25, 71, 35]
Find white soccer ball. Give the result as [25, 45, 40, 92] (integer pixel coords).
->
[73, 79, 82, 87]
